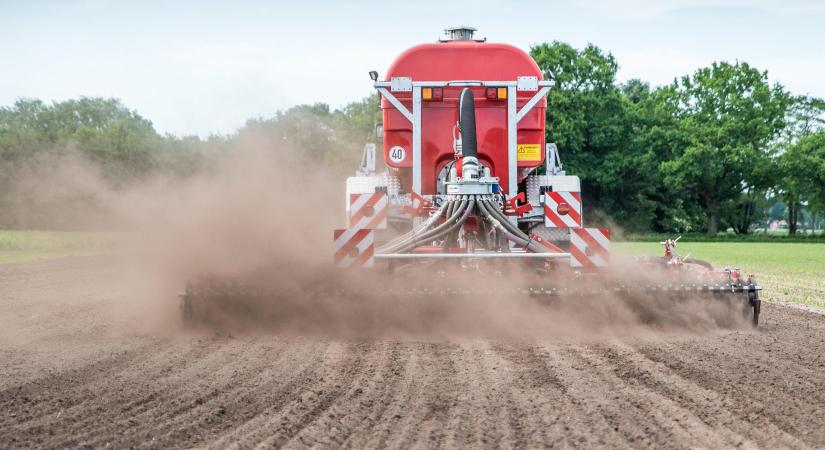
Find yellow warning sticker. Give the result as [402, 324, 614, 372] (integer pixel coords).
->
[517, 143, 542, 162]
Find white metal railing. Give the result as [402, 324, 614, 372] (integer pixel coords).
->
[374, 77, 552, 200]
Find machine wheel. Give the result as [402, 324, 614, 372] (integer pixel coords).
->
[752, 299, 761, 327]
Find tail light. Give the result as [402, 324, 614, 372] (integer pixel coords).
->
[422, 87, 443, 101]
[485, 87, 507, 100]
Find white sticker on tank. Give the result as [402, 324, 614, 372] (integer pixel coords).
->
[389, 146, 406, 164]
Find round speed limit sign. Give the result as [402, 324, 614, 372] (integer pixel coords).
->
[388, 146, 406, 163]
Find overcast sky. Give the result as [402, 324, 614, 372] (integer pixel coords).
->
[2, 0, 823, 136]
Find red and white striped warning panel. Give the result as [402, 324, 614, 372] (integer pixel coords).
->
[349, 193, 388, 229]
[544, 191, 582, 228]
[569, 228, 610, 268]
[333, 228, 375, 268]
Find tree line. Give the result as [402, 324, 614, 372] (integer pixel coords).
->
[1, 41, 823, 233]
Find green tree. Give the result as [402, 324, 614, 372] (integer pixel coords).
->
[530, 42, 658, 230]
[780, 130, 825, 233]
[657, 62, 790, 234]
[777, 96, 825, 234]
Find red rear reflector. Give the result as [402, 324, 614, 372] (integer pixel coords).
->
[423, 87, 443, 101]
[486, 87, 507, 100]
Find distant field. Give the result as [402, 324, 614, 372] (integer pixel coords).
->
[1, 230, 822, 307]
[0, 230, 117, 264]
[616, 242, 825, 307]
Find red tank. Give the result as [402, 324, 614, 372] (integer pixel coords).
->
[382, 39, 546, 195]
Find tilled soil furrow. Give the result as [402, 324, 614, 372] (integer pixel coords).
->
[440, 341, 512, 448]
[576, 344, 750, 448]
[491, 342, 576, 448]
[344, 343, 430, 449]
[391, 343, 462, 448]
[235, 342, 368, 449]
[0, 339, 161, 432]
[333, 342, 408, 448]
[76, 339, 305, 449]
[7, 338, 229, 444]
[431, 343, 480, 449]
[360, 343, 454, 449]
[537, 343, 708, 449]
[598, 342, 806, 449]
[200, 341, 334, 449]
[637, 327, 825, 445]
[280, 342, 401, 448]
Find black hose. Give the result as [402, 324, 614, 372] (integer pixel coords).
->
[459, 88, 478, 160]
[384, 199, 467, 254]
[377, 200, 450, 253]
[396, 198, 475, 254]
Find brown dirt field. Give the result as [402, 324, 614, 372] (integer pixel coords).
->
[1, 256, 824, 449]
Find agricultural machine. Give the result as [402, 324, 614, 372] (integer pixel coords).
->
[182, 27, 762, 326]
[332, 27, 762, 324]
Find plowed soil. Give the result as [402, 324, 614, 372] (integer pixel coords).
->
[1, 256, 824, 449]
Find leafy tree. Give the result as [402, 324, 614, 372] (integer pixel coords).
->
[776, 96, 825, 234]
[657, 62, 790, 234]
[531, 43, 658, 230]
[780, 130, 825, 233]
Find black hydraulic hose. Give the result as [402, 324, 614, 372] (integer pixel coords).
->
[377, 200, 451, 253]
[477, 198, 546, 252]
[442, 200, 457, 250]
[488, 198, 533, 244]
[458, 88, 478, 161]
[382, 199, 467, 254]
[482, 197, 529, 239]
[477, 200, 530, 247]
[396, 197, 476, 254]
[399, 198, 470, 250]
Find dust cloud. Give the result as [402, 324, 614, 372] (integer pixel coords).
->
[5, 142, 751, 340]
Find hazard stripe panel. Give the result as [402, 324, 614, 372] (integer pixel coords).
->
[544, 191, 582, 228]
[349, 193, 388, 229]
[569, 228, 610, 268]
[333, 228, 375, 268]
